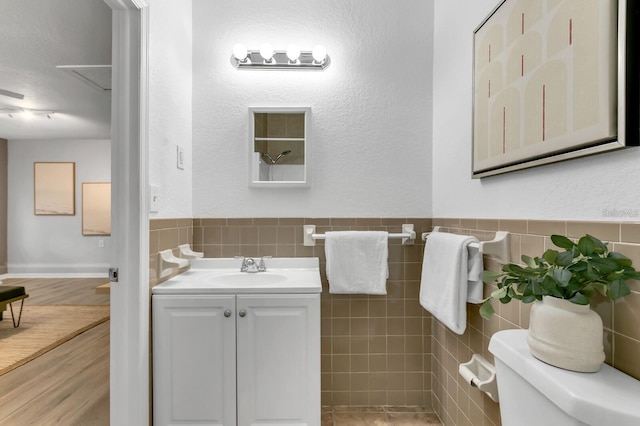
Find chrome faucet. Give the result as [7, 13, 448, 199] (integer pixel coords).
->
[235, 256, 271, 273]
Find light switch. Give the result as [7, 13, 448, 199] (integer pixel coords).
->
[150, 184, 159, 213]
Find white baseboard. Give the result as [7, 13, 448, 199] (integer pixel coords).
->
[5, 263, 110, 278]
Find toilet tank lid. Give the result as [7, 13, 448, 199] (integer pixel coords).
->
[489, 329, 640, 426]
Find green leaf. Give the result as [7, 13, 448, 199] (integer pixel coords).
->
[588, 234, 608, 254]
[569, 292, 590, 305]
[556, 251, 575, 267]
[482, 270, 503, 283]
[590, 258, 623, 274]
[583, 263, 600, 281]
[542, 249, 559, 264]
[538, 275, 563, 297]
[552, 269, 572, 286]
[610, 279, 631, 300]
[621, 268, 640, 280]
[502, 263, 538, 277]
[499, 294, 512, 304]
[479, 300, 495, 320]
[565, 279, 584, 295]
[608, 252, 632, 267]
[567, 261, 587, 272]
[517, 281, 530, 295]
[522, 294, 537, 303]
[581, 287, 596, 299]
[540, 275, 558, 292]
[551, 235, 575, 250]
[589, 282, 609, 296]
[490, 287, 508, 299]
[531, 279, 544, 296]
[522, 255, 537, 268]
[578, 236, 596, 256]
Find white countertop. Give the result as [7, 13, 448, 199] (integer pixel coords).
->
[152, 257, 323, 295]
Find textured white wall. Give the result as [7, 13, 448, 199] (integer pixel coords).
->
[148, 0, 193, 218]
[432, 0, 640, 221]
[191, 0, 433, 218]
[8, 139, 111, 273]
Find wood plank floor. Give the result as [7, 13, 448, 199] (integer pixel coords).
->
[0, 278, 110, 425]
[2, 278, 110, 306]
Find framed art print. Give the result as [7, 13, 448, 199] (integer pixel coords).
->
[34, 162, 75, 215]
[472, 0, 639, 177]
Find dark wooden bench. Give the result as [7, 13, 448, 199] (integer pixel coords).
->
[0, 286, 29, 328]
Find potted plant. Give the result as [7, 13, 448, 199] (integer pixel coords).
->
[480, 234, 640, 372]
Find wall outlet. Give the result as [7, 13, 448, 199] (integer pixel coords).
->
[98, 239, 105, 248]
[177, 145, 184, 170]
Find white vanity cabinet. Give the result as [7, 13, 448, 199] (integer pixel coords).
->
[153, 292, 320, 426]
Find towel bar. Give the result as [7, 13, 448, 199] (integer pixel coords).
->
[422, 226, 510, 264]
[303, 224, 416, 246]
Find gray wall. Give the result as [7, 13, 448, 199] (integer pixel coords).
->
[0, 138, 7, 273]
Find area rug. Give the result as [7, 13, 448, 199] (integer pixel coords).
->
[0, 305, 110, 376]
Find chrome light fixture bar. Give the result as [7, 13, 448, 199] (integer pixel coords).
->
[230, 43, 330, 71]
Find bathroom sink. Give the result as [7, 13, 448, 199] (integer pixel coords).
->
[208, 272, 288, 286]
[152, 257, 322, 295]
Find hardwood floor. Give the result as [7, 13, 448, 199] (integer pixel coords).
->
[0, 278, 110, 425]
[2, 278, 110, 306]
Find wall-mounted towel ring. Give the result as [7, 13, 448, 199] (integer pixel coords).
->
[422, 226, 510, 264]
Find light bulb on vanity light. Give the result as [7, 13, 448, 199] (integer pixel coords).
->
[312, 45, 327, 63]
[259, 43, 274, 63]
[232, 43, 248, 61]
[286, 44, 301, 63]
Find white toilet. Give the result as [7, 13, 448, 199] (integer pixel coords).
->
[489, 329, 640, 426]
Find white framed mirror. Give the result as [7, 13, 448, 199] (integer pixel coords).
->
[248, 106, 310, 187]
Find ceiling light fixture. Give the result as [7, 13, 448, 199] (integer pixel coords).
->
[0, 106, 56, 119]
[230, 44, 330, 70]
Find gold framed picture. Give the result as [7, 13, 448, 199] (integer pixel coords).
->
[82, 182, 111, 236]
[34, 162, 76, 215]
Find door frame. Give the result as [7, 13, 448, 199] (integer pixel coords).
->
[104, 0, 149, 424]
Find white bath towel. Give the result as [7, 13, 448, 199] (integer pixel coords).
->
[325, 231, 389, 295]
[419, 233, 484, 334]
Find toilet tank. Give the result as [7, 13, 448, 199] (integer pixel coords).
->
[489, 329, 640, 426]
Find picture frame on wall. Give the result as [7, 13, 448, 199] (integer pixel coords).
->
[472, 0, 640, 178]
[34, 162, 76, 215]
[82, 182, 111, 236]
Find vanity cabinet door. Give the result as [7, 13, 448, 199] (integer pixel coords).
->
[153, 295, 236, 426]
[236, 294, 320, 426]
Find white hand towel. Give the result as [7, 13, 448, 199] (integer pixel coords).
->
[325, 231, 389, 295]
[419, 233, 484, 334]
[466, 244, 484, 303]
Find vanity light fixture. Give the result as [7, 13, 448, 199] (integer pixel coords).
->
[231, 43, 330, 70]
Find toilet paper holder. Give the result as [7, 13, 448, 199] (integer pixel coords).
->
[459, 354, 499, 402]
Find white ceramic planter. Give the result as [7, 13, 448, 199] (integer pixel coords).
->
[527, 296, 605, 372]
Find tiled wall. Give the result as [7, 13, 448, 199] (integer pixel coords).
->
[430, 218, 640, 426]
[150, 217, 640, 424]
[190, 218, 434, 407]
[150, 217, 435, 407]
[149, 218, 193, 287]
